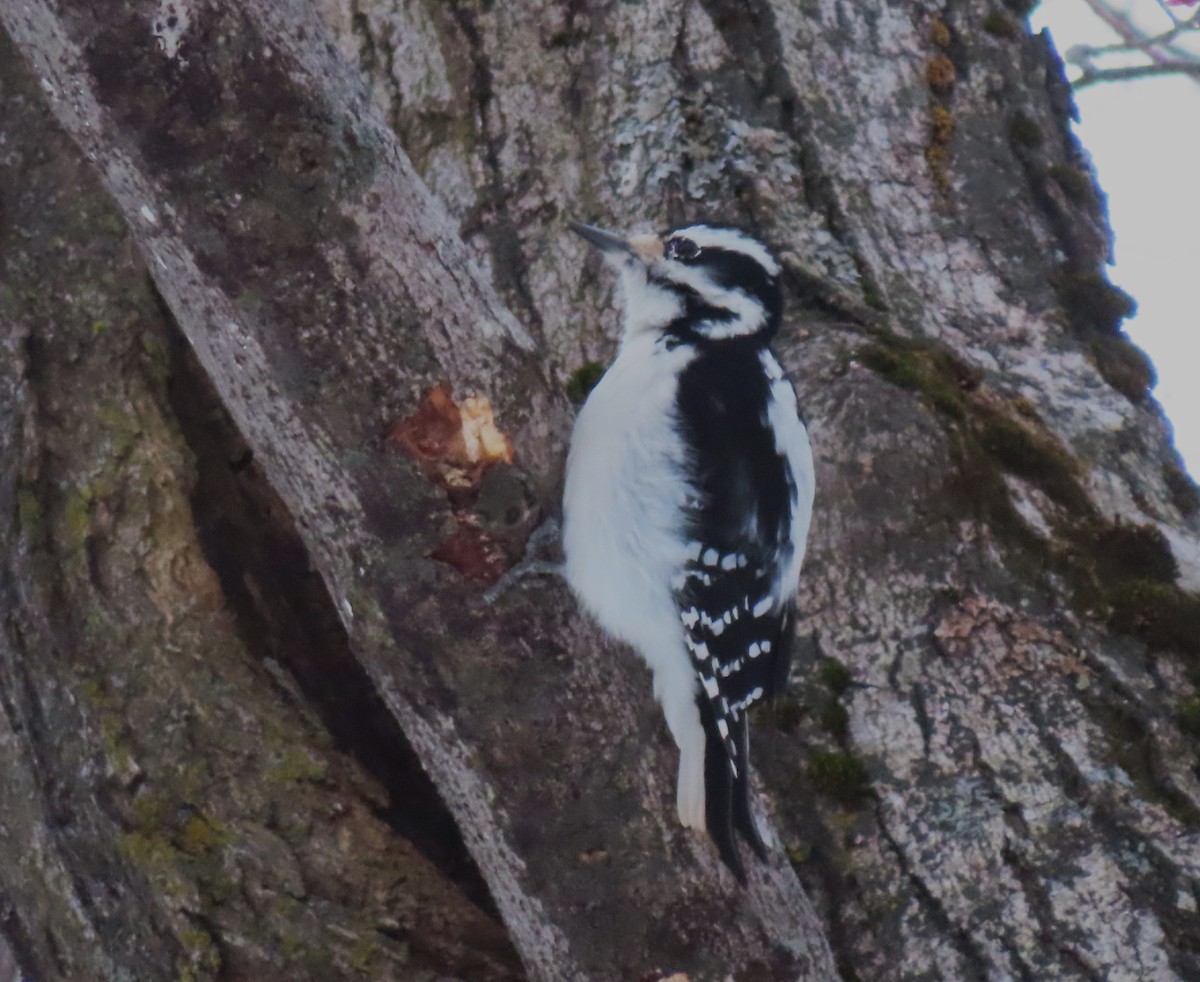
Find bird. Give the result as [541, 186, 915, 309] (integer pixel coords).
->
[562, 220, 815, 880]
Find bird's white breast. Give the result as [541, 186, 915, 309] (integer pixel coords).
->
[563, 333, 697, 659]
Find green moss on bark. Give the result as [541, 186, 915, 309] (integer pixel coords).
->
[1087, 522, 1178, 585]
[1047, 164, 1093, 205]
[1008, 113, 1043, 149]
[1050, 266, 1137, 336]
[808, 751, 872, 805]
[1177, 698, 1200, 738]
[982, 10, 1019, 38]
[817, 700, 850, 738]
[1089, 334, 1155, 402]
[1106, 581, 1200, 658]
[565, 361, 606, 404]
[765, 694, 806, 733]
[855, 335, 979, 422]
[817, 658, 853, 696]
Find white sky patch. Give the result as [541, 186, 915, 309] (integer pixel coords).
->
[1033, 1, 1200, 477]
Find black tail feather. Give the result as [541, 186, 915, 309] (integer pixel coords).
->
[732, 713, 768, 861]
[700, 695, 743, 882]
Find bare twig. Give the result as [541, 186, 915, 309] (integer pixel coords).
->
[1075, 59, 1200, 87]
[1066, 0, 1200, 89]
[1071, 8, 1199, 60]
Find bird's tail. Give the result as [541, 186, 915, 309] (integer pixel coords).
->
[697, 695, 768, 882]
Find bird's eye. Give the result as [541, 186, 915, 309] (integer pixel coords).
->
[667, 237, 701, 262]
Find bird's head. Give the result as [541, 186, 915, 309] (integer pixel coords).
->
[571, 222, 782, 344]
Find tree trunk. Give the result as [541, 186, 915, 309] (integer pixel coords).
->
[2, 1, 1198, 980]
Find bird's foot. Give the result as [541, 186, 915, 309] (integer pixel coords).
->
[476, 517, 564, 606]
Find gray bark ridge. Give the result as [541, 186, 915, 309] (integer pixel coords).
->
[1, 0, 838, 979]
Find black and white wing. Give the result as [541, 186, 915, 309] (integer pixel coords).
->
[674, 342, 814, 876]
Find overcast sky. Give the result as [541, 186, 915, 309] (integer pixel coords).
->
[1032, 0, 1200, 475]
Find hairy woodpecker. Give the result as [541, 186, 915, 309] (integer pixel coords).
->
[563, 221, 815, 880]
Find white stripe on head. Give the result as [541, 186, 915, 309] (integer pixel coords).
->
[658, 263, 768, 339]
[669, 225, 781, 277]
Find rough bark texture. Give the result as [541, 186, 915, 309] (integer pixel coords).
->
[0, 28, 521, 982]
[0, 938, 14, 982]
[0, 1, 832, 979]
[3, 0, 1200, 981]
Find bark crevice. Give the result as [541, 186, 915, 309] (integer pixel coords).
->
[872, 801, 992, 980]
[445, 0, 547, 337]
[695, 0, 867, 288]
[161, 314, 500, 919]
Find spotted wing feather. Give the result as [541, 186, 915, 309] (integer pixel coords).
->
[678, 548, 793, 761]
[673, 338, 808, 874]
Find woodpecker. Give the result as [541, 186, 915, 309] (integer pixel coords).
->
[563, 221, 815, 880]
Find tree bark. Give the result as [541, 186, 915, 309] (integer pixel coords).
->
[2, 0, 1199, 980]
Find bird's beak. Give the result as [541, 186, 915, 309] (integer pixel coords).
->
[570, 222, 664, 264]
[569, 222, 634, 256]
